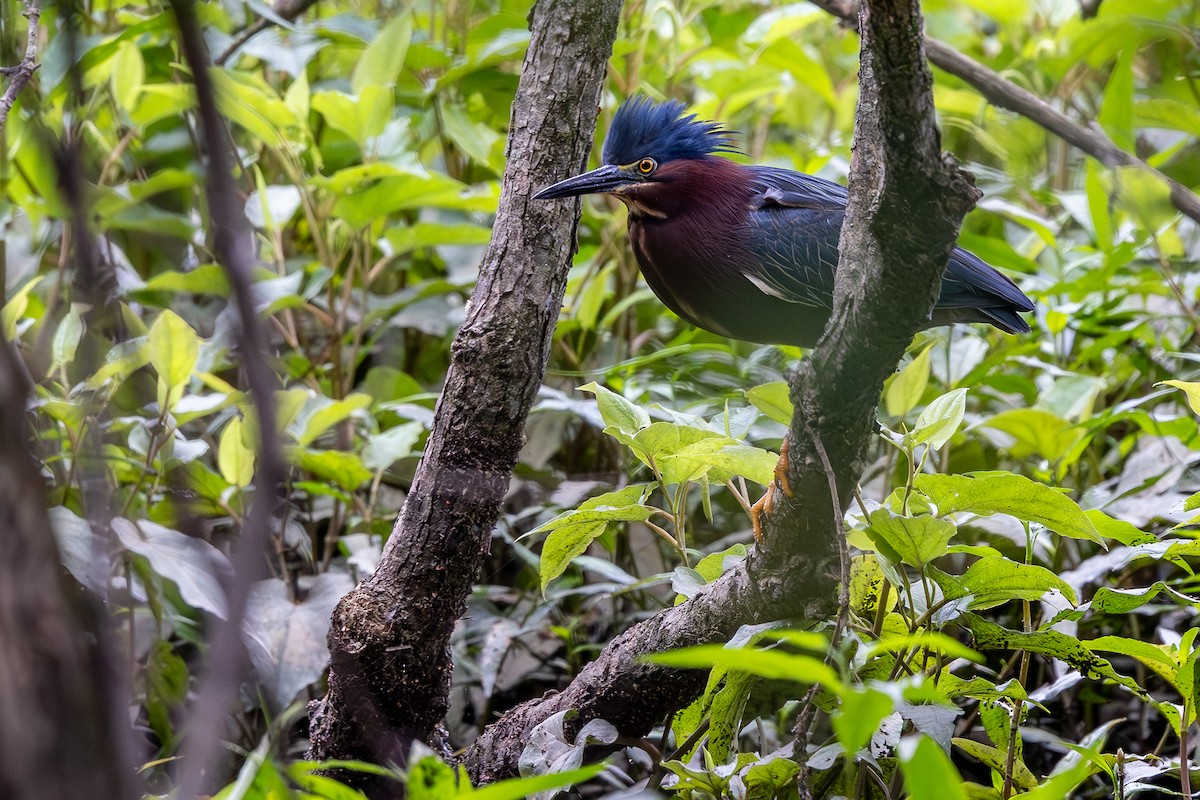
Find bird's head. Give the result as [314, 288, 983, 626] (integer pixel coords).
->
[533, 97, 738, 207]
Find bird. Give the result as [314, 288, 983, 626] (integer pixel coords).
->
[534, 96, 1034, 349]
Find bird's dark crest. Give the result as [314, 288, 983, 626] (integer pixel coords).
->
[601, 97, 740, 166]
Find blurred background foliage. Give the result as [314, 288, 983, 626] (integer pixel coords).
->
[3, 0, 1200, 796]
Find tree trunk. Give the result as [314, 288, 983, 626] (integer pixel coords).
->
[462, 0, 982, 781]
[0, 340, 137, 800]
[306, 0, 623, 787]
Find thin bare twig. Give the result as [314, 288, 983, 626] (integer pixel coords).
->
[214, 0, 319, 66]
[0, 0, 41, 134]
[809, 0, 1200, 226]
[167, 0, 287, 795]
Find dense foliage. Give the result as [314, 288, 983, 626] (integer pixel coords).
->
[4, 0, 1199, 796]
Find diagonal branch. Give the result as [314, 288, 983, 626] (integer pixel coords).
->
[810, 0, 1200, 226]
[306, 0, 623, 791]
[462, 0, 979, 781]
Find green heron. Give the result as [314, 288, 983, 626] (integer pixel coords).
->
[535, 97, 1034, 349]
[536, 98, 1034, 540]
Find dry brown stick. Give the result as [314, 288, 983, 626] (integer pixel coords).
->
[810, 0, 1200, 226]
[0, 0, 40, 134]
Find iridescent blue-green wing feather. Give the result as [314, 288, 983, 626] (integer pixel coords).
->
[742, 166, 1033, 332]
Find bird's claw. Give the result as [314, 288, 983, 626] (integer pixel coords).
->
[751, 439, 793, 543]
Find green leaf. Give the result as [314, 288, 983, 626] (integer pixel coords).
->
[914, 473, 1101, 543]
[139, 263, 231, 297]
[901, 735, 969, 800]
[292, 393, 373, 447]
[467, 764, 605, 800]
[111, 40, 145, 114]
[951, 738, 1038, 792]
[866, 510, 957, 569]
[536, 485, 652, 591]
[362, 422, 424, 471]
[647, 644, 844, 694]
[948, 557, 1077, 609]
[407, 755, 461, 800]
[351, 12, 413, 93]
[980, 408, 1083, 463]
[660, 437, 778, 486]
[834, 687, 894, 755]
[579, 382, 650, 435]
[965, 615, 1154, 703]
[745, 381, 792, 425]
[1085, 635, 1178, 686]
[218, 417, 255, 488]
[1098, 47, 1135, 151]
[909, 388, 968, 450]
[1158, 380, 1200, 416]
[886, 345, 932, 417]
[148, 310, 200, 411]
[289, 448, 372, 490]
[1, 275, 43, 339]
[49, 303, 86, 372]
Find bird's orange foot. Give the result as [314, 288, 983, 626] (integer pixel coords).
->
[751, 439, 793, 543]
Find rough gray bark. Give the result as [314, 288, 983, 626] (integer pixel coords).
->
[306, 0, 622, 785]
[0, 340, 136, 800]
[461, 0, 980, 781]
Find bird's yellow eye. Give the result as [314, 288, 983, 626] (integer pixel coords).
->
[637, 158, 657, 175]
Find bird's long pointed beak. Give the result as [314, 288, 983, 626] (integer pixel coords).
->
[533, 164, 632, 200]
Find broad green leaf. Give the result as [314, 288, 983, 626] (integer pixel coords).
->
[849, 555, 894, 618]
[467, 764, 605, 800]
[1, 275, 43, 339]
[647, 645, 844, 693]
[1085, 635, 1177, 686]
[915, 473, 1101, 543]
[1089, 582, 1199, 617]
[886, 345, 932, 418]
[406, 755, 460, 800]
[1098, 47, 1135, 151]
[909, 388, 968, 450]
[834, 688, 894, 755]
[980, 408, 1084, 463]
[865, 631, 983, 664]
[745, 381, 792, 425]
[351, 12, 413, 93]
[1158, 380, 1200, 416]
[660, 438, 778, 486]
[579, 382, 650, 435]
[536, 485, 652, 591]
[110, 40, 145, 114]
[965, 615, 1154, 703]
[292, 393, 372, 447]
[951, 738, 1037, 792]
[362, 422, 424, 471]
[148, 310, 200, 410]
[1084, 509, 1155, 545]
[945, 557, 1077, 609]
[867, 510, 956, 568]
[218, 417, 255, 488]
[705, 667, 756, 762]
[210, 68, 298, 147]
[140, 263, 231, 297]
[900, 735, 969, 800]
[289, 448, 372, 490]
[49, 303, 85, 371]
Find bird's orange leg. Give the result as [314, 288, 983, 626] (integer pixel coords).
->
[750, 438, 793, 542]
